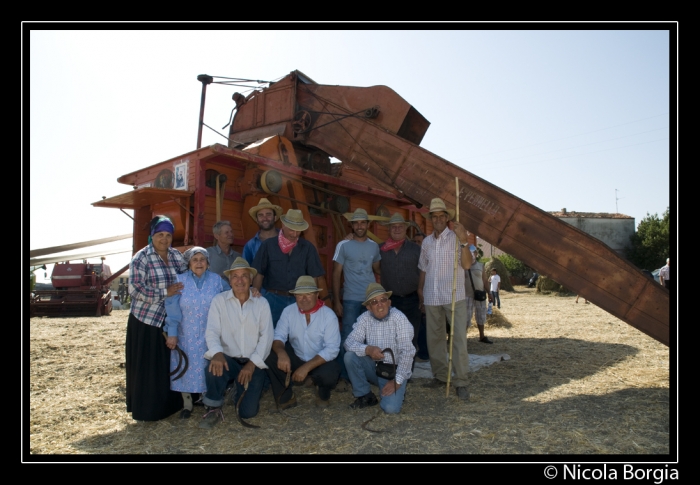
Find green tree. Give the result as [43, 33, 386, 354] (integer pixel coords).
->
[499, 253, 532, 279]
[625, 208, 670, 270]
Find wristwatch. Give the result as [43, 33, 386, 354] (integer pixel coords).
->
[460, 241, 469, 248]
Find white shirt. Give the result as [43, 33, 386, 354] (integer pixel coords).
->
[489, 274, 501, 292]
[204, 289, 273, 369]
[274, 304, 340, 363]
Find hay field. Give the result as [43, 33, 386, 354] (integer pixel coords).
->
[27, 287, 673, 459]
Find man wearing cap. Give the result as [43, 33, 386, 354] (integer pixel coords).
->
[265, 276, 341, 409]
[243, 198, 283, 265]
[344, 283, 415, 413]
[379, 213, 423, 359]
[206, 221, 242, 282]
[332, 208, 381, 388]
[252, 208, 326, 328]
[418, 198, 475, 401]
[198, 258, 273, 429]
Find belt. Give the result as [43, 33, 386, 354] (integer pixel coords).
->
[232, 357, 250, 366]
[267, 289, 290, 297]
[392, 292, 417, 298]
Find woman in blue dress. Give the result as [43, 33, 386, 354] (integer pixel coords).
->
[164, 246, 230, 419]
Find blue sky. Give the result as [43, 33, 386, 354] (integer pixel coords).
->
[26, 26, 675, 282]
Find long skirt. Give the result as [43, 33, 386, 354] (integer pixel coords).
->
[125, 313, 183, 421]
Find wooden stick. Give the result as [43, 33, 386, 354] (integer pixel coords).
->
[446, 177, 459, 397]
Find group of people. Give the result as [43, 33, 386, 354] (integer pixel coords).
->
[125, 196, 494, 426]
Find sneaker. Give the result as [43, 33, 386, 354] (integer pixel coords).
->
[456, 386, 470, 401]
[422, 378, 445, 389]
[198, 407, 224, 429]
[335, 377, 352, 393]
[349, 392, 378, 409]
[279, 394, 298, 410]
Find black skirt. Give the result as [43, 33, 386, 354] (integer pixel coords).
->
[125, 313, 183, 421]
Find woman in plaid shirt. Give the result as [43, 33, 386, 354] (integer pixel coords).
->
[125, 216, 188, 421]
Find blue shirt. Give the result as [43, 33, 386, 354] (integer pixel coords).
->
[252, 237, 325, 292]
[243, 229, 278, 264]
[273, 303, 340, 363]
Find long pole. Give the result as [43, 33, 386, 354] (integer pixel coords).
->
[446, 177, 459, 397]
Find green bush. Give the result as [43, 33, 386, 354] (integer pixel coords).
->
[499, 253, 532, 280]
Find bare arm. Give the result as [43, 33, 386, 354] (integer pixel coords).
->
[332, 261, 344, 316]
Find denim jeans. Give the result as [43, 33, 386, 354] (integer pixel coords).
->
[202, 355, 266, 419]
[336, 300, 366, 381]
[344, 352, 407, 414]
[490, 291, 501, 309]
[264, 292, 296, 328]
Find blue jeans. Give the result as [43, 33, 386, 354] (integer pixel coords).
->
[336, 300, 366, 381]
[491, 291, 500, 309]
[202, 355, 266, 419]
[264, 292, 296, 328]
[344, 352, 407, 414]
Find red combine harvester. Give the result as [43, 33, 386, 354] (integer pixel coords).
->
[93, 70, 669, 346]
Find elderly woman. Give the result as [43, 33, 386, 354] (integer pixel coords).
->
[164, 247, 231, 419]
[126, 215, 188, 421]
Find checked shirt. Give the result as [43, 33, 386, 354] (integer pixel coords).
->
[418, 228, 466, 306]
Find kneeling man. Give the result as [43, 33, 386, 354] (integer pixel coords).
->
[266, 276, 341, 408]
[199, 258, 273, 429]
[344, 283, 415, 414]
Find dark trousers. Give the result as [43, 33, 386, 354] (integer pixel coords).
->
[202, 355, 266, 419]
[265, 342, 340, 402]
[390, 292, 422, 350]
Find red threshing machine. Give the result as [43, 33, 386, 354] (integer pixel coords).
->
[93, 70, 670, 346]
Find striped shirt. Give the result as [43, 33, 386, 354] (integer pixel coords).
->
[418, 228, 466, 306]
[344, 307, 415, 385]
[129, 245, 187, 327]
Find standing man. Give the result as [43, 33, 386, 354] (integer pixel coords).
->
[379, 213, 423, 360]
[659, 258, 670, 290]
[465, 245, 493, 344]
[418, 198, 474, 401]
[243, 198, 283, 265]
[199, 258, 273, 429]
[344, 283, 415, 413]
[252, 208, 326, 327]
[332, 208, 381, 389]
[206, 221, 242, 281]
[488, 268, 501, 309]
[265, 276, 341, 409]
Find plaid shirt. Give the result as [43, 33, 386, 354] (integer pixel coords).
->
[129, 245, 187, 327]
[418, 228, 466, 306]
[344, 307, 415, 385]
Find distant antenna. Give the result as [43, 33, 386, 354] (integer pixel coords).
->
[615, 189, 624, 213]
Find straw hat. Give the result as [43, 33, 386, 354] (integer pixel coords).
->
[288, 275, 321, 294]
[380, 213, 411, 226]
[280, 209, 309, 231]
[349, 208, 370, 222]
[223, 257, 258, 279]
[428, 198, 455, 220]
[362, 282, 393, 306]
[248, 197, 283, 222]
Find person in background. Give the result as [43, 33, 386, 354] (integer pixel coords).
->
[575, 295, 589, 304]
[206, 221, 242, 282]
[465, 245, 493, 343]
[488, 268, 501, 310]
[112, 295, 123, 310]
[199, 258, 273, 429]
[126, 215, 187, 421]
[243, 198, 283, 265]
[659, 257, 670, 290]
[164, 247, 230, 419]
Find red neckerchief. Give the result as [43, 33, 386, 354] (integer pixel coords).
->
[299, 298, 324, 315]
[381, 238, 405, 252]
[278, 230, 297, 254]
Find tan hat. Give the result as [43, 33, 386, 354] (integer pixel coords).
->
[288, 275, 321, 294]
[280, 209, 309, 231]
[248, 197, 283, 222]
[362, 282, 393, 306]
[349, 208, 370, 222]
[428, 198, 455, 220]
[223, 257, 258, 279]
[380, 213, 411, 226]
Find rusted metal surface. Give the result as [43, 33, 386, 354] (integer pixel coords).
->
[229, 71, 670, 346]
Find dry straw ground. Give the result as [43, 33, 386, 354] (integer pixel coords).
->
[27, 287, 672, 459]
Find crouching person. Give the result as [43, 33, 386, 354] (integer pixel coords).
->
[344, 283, 415, 414]
[266, 276, 341, 408]
[199, 258, 273, 429]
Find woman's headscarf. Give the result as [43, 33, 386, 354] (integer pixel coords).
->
[148, 215, 175, 245]
[183, 246, 209, 267]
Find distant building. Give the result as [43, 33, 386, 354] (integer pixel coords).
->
[549, 209, 634, 257]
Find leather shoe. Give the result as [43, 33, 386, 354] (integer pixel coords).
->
[456, 386, 470, 401]
[349, 392, 378, 409]
[279, 394, 298, 410]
